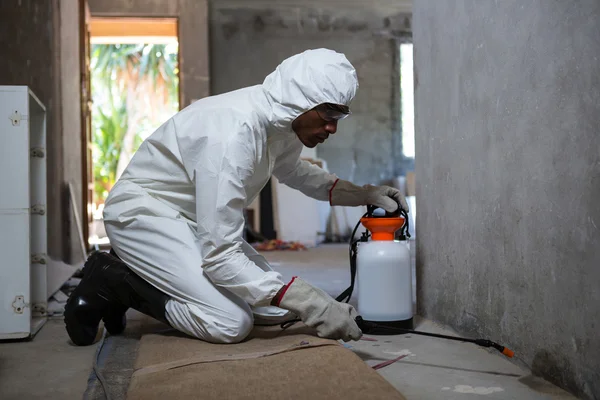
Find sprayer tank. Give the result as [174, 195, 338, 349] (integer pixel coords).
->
[356, 240, 412, 324]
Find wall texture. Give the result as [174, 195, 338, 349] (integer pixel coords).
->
[210, 0, 412, 184]
[0, 0, 81, 262]
[60, 0, 85, 263]
[414, 1, 600, 398]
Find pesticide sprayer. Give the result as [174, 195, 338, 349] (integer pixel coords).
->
[335, 204, 515, 358]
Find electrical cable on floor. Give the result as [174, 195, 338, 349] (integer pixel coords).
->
[93, 327, 112, 400]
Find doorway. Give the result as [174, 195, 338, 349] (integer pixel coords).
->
[86, 17, 180, 246]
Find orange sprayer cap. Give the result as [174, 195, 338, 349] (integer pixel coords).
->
[360, 217, 405, 241]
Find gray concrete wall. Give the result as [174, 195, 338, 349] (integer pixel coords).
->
[0, 0, 66, 261]
[60, 0, 85, 264]
[210, 0, 412, 184]
[0, 0, 88, 264]
[414, 1, 600, 398]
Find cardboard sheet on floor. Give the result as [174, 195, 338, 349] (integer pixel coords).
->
[127, 324, 406, 400]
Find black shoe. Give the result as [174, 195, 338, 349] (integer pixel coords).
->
[64, 251, 170, 346]
[103, 304, 128, 335]
[102, 249, 128, 335]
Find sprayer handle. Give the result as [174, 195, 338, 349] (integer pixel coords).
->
[386, 202, 402, 217]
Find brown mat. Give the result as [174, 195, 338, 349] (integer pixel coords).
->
[127, 324, 406, 400]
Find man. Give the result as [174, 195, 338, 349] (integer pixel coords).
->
[64, 48, 408, 346]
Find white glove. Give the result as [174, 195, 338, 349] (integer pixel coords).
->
[330, 180, 409, 213]
[274, 277, 362, 342]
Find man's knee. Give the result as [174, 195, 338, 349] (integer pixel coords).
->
[165, 294, 255, 344]
[169, 301, 254, 344]
[210, 309, 254, 344]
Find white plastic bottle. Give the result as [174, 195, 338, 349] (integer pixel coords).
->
[356, 216, 413, 330]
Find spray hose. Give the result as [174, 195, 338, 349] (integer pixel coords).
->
[355, 316, 514, 358]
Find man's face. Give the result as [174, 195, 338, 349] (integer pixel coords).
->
[291, 103, 350, 148]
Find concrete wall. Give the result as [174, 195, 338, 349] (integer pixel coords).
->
[210, 0, 412, 185]
[0, 0, 84, 263]
[414, 1, 600, 398]
[60, 0, 85, 264]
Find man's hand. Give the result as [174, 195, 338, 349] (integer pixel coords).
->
[363, 184, 408, 213]
[273, 277, 362, 342]
[330, 180, 409, 213]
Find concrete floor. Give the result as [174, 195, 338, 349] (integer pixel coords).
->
[350, 319, 576, 399]
[0, 318, 96, 399]
[265, 244, 577, 400]
[0, 244, 578, 399]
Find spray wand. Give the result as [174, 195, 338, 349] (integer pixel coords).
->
[355, 316, 514, 358]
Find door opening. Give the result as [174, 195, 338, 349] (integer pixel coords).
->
[86, 17, 180, 246]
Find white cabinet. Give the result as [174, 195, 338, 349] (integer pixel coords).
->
[0, 86, 47, 339]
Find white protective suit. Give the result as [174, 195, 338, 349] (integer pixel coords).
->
[103, 49, 358, 343]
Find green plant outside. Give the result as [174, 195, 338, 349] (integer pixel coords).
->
[91, 43, 179, 204]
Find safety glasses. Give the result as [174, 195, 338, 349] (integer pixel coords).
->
[313, 103, 351, 122]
